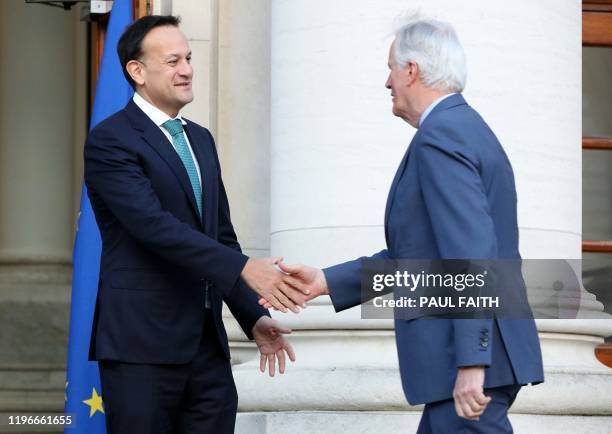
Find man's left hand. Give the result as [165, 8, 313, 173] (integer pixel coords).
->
[453, 366, 492, 420]
[252, 316, 296, 377]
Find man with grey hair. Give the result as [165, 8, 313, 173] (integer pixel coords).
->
[266, 14, 544, 433]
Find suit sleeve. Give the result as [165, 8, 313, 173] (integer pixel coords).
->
[208, 130, 269, 339]
[84, 124, 248, 298]
[415, 138, 496, 367]
[324, 249, 390, 312]
[223, 279, 269, 340]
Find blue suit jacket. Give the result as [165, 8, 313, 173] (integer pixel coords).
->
[324, 94, 544, 405]
[84, 100, 268, 364]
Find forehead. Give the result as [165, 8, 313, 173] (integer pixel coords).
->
[141, 25, 190, 56]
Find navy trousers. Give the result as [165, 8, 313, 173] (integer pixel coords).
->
[417, 384, 521, 434]
[99, 315, 237, 434]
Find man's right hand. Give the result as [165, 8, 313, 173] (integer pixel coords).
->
[453, 366, 492, 421]
[240, 257, 309, 313]
[258, 262, 329, 310]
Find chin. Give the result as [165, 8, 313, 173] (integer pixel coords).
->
[181, 88, 194, 99]
[177, 94, 194, 106]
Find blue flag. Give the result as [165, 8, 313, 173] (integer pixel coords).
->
[65, 1, 133, 432]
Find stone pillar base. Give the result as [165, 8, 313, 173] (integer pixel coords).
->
[236, 411, 612, 434]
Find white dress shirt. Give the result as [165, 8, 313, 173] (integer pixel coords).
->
[133, 92, 202, 184]
[419, 92, 457, 127]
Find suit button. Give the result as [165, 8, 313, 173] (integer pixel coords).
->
[480, 341, 489, 348]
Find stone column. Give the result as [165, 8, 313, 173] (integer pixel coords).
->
[0, 2, 75, 267]
[216, 0, 272, 362]
[217, 0, 271, 260]
[233, 1, 612, 432]
[0, 0, 78, 414]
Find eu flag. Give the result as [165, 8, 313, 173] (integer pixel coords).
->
[64, 1, 133, 431]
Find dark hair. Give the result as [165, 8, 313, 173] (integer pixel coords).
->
[117, 15, 181, 88]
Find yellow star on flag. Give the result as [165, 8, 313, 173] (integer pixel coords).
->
[83, 387, 105, 417]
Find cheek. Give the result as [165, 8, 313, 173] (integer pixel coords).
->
[389, 78, 398, 92]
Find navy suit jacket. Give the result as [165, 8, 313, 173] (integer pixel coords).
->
[84, 100, 268, 364]
[324, 94, 544, 405]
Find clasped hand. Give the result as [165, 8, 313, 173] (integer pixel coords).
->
[240, 258, 329, 313]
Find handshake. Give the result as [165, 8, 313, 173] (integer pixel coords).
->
[240, 257, 329, 313]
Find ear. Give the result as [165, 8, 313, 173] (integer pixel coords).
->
[404, 61, 420, 86]
[126, 60, 145, 86]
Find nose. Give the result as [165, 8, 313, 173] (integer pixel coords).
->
[385, 73, 391, 89]
[178, 59, 193, 78]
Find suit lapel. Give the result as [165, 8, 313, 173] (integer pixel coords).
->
[124, 100, 202, 224]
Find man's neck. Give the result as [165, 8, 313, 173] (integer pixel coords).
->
[415, 88, 452, 126]
[135, 90, 179, 118]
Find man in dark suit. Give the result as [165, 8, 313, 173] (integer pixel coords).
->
[85, 15, 300, 434]
[268, 16, 544, 433]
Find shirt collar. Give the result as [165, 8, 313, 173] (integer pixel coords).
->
[419, 92, 456, 127]
[133, 92, 187, 127]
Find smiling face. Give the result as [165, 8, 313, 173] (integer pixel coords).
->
[129, 25, 193, 117]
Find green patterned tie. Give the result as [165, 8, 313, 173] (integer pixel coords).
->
[162, 119, 203, 218]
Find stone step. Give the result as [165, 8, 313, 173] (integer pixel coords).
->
[0, 413, 64, 434]
[0, 367, 65, 414]
[0, 390, 64, 414]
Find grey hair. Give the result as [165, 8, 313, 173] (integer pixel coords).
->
[393, 13, 466, 92]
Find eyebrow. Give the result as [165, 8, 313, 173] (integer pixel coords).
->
[164, 51, 192, 59]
